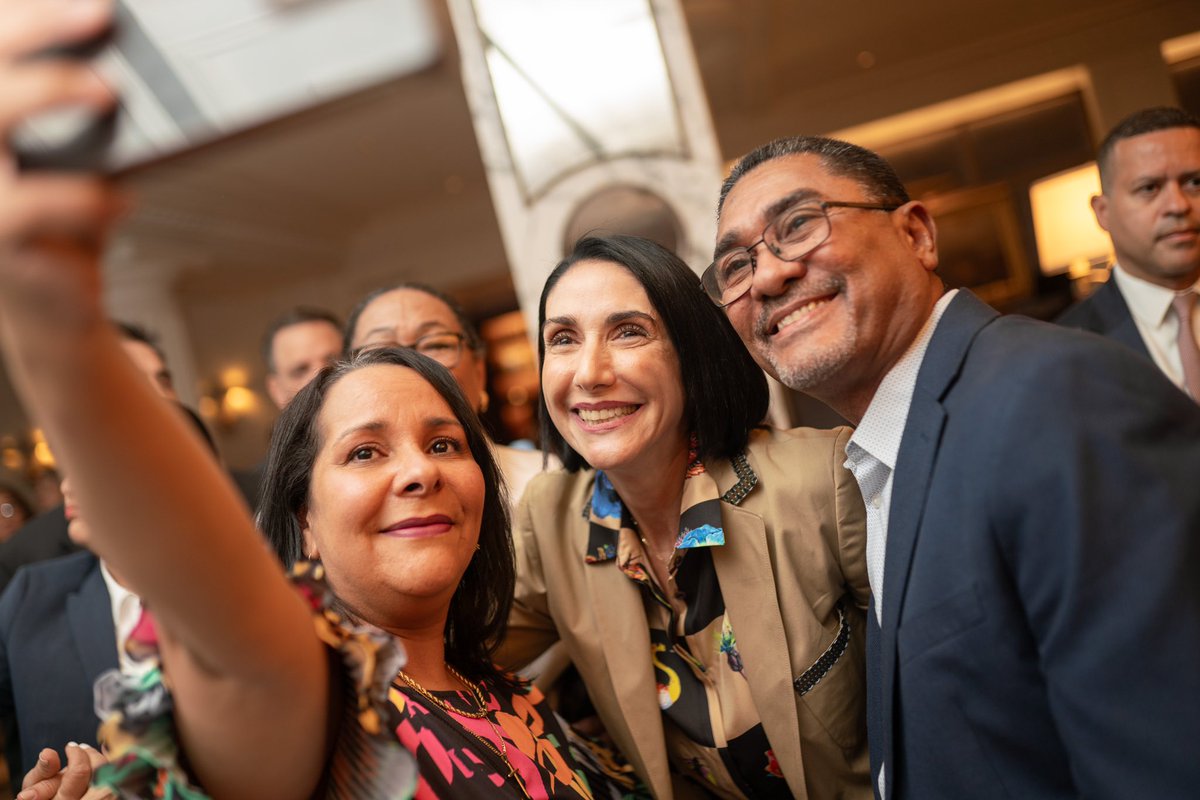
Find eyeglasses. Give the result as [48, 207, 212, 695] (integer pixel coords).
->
[366, 331, 468, 368]
[702, 200, 900, 307]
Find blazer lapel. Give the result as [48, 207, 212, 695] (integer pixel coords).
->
[713, 504, 809, 799]
[584, 546, 674, 798]
[66, 558, 119, 686]
[877, 291, 994, 798]
[1092, 280, 1152, 358]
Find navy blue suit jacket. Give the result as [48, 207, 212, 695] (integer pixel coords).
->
[1055, 276, 1152, 359]
[0, 551, 117, 775]
[869, 291, 1200, 799]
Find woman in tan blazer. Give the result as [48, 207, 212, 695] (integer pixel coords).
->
[499, 235, 871, 799]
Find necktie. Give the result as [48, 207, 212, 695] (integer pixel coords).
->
[1172, 291, 1200, 401]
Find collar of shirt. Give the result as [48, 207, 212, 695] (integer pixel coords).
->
[1111, 262, 1200, 328]
[582, 464, 727, 566]
[99, 559, 143, 651]
[847, 289, 958, 470]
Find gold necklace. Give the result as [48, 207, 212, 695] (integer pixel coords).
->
[394, 666, 533, 800]
[631, 517, 676, 565]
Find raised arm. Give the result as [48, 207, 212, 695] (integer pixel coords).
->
[0, 1, 327, 797]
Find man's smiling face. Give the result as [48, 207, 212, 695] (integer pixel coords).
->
[716, 153, 940, 418]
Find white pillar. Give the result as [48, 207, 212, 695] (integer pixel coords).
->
[446, 0, 726, 322]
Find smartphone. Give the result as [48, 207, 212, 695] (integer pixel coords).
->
[13, 0, 440, 174]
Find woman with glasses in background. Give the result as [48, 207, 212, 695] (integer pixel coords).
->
[499, 234, 872, 799]
[345, 283, 555, 508]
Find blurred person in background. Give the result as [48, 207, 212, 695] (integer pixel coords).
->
[235, 307, 345, 508]
[0, 323, 180, 593]
[1058, 106, 1200, 400]
[345, 283, 556, 508]
[0, 485, 31, 543]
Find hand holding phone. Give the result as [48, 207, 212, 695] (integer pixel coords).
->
[12, 0, 440, 175]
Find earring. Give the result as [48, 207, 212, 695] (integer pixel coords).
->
[479, 390, 490, 413]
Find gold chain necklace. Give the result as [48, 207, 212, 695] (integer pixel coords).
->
[631, 517, 676, 565]
[394, 666, 533, 800]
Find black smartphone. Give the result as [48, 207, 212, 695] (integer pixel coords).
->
[12, 0, 440, 175]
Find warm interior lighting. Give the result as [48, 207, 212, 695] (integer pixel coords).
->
[31, 440, 56, 469]
[222, 385, 258, 417]
[221, 366, 250, 389]
[828, 67, 1088, 151]
[1162, 31, 1200, 64]
[204, 368, 262, 428]
[1029, 162, 1113, 277]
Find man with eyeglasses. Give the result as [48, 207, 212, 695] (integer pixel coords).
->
[709, 135, 1200, 799]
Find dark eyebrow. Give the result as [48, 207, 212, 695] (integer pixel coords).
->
[332, 415, 463, 444]
[542, 310, 656, 335]
[714, 188, 824, 259]
[364, 320, 455, 341]
[333, 419, 386, 443]
[542, 315, 575, 331]
[607, 310, 655, 326]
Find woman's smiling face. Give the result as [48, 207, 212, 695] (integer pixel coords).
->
[300, 364, 484, 629]
[540, 259, 688, 478]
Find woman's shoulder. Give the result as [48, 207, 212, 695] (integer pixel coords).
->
[743, 424, 853, 476]
[521, 467, 595, 517]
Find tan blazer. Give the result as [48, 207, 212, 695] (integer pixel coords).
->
[499, 427, 871, 799]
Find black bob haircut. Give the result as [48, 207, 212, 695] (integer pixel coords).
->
[258, 346, 517, 690]
[537, 234, 769, 472]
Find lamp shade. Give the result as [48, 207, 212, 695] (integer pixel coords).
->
[1029, 162, 1113, 276]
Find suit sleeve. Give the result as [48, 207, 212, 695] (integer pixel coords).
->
[989, 346, 1200, 797]
[495, 483, 560, 671]
[0, 570, 27, 774]
[831, 427, 870, 611]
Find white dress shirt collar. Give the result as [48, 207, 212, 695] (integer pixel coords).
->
[848, 289, 959, 470]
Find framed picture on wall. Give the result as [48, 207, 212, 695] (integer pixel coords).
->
[922, 183, 1033, 308]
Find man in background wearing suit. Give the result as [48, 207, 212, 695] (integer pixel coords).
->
[232, 306, 343, 507]
[709, 135, 1200, 799]
[0, 323, 177, 595]
[0, 327, 197, 775]
[1057, 107, 1200, 399]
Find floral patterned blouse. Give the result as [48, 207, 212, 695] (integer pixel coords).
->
[90, 562, 644, 799]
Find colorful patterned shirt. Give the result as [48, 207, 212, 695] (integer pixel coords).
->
[584, 461, 790, 800]
[392, 681, 639, 799]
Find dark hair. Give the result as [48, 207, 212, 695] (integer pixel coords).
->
[258, 347, 517, 690]
[718, 135, 910, 218]
[537, 234, 769, 471]
[177, 404, 219, 456]
[261, 307, 343, 374]
[1097, 106, 1200, 191]
[343, 283, 485, 357]
[112, 321, 168, 365]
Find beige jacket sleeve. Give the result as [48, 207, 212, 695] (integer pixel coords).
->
[496, 475, 561, 671]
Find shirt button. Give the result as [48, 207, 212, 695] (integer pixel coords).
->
[871, 496, 882, 509]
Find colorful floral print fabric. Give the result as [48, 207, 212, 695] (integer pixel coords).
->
[92, 561, 417, 799]
[390, 680, 643, 799]
[584, 456, 791, 799]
